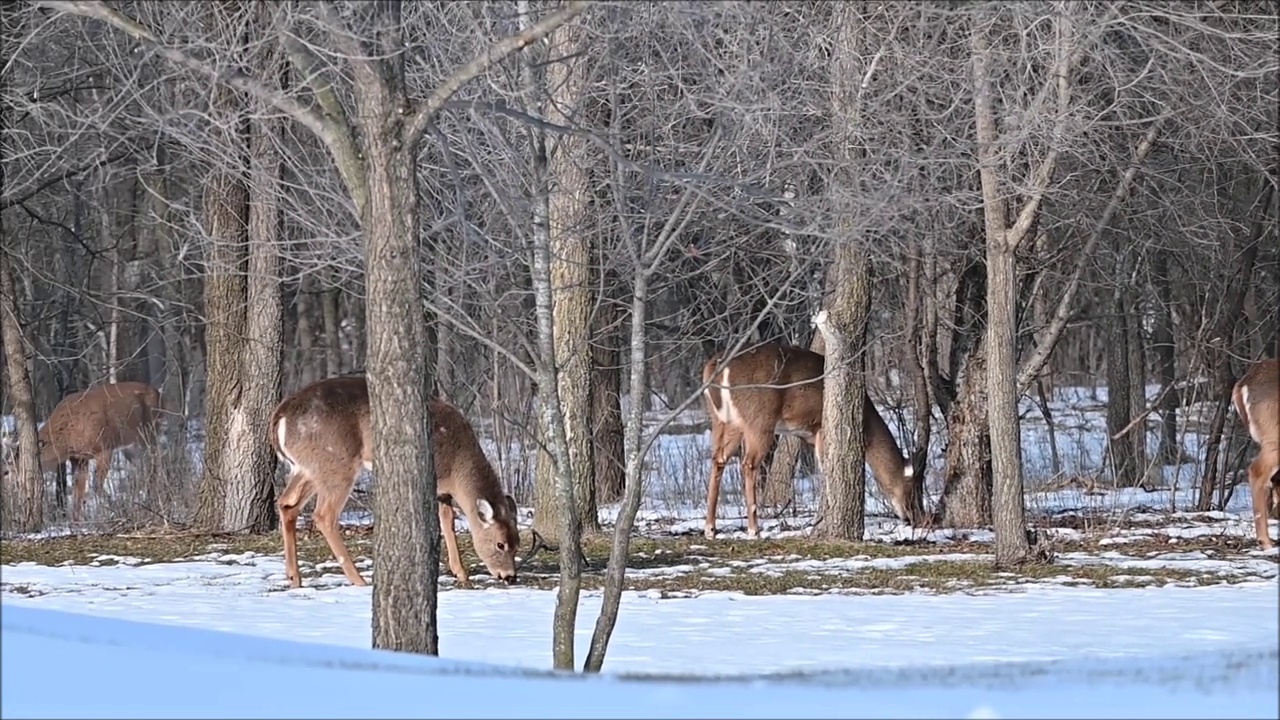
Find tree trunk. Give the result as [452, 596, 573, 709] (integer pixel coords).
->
[591, 281, 625, 505]
[1196, 182, 1270, 510]
[815, 242, 871, 540]
[813, 2, 878, 540]
[937, 255, 992, 528]
[1126, 296, 1148, 484]
[986, 245, 1031, 564]
[1150, 251, 1180, 464]
[191, 5, 283, 535]
[522, 0, 588, 668]
[323, 284, 342, 377]
[0, 244, 44, 533]
[532, 0, 598, 539]
[938, 337, 993, 528]
[192, 150, 252, 530]
[1106, 282, 1140, 487]
[0, 1, 43, 532]
[966, 5, 1070, 564]
[904, 241, 935, 491]
[352, 2, 440, 658]
[294, 275, 317, 387]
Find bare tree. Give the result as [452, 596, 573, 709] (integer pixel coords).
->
[528, 0, 600, 542]
[813, 2, 883, 542]
[191, 2, 279, 533]
[969, 3, 1080, 565]
[0, 243, 44, 533]
[36, 0, 589, 656]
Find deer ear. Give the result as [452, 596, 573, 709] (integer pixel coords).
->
[504, 494, 517, 516]
[475, 498, 496, 527]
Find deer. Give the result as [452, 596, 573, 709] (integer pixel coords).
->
[1231, 357, 1279, 551]
[269, 375, 523, 589]
[1, 381, 164, 523]
[701, 342, 925, 540]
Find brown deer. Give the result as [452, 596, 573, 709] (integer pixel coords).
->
[1232, 357, 1279, 551]
[702, 342, 925, 539]
[1, 381, 164, 523]
[269, 375, 522, 589]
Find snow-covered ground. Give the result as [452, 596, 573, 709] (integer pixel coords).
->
[3, 556, 1277, 677]
[6, 603, 1276, 719]
[2, 383, 1278, 718]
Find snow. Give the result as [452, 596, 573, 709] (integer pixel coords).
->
[4, 601, 1278, 719]
[3, 382, 1279, 718]
[3, 555, 1278, 678]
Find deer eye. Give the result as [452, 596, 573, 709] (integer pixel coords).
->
[496, 542, 508, 552]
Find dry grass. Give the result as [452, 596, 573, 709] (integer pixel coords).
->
[2, 525, 1266, 597]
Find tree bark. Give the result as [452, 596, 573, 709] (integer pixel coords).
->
[591, 280, 625, 504]
[938, 260, 992, 528]
[322, 284, 342, 377]
[0, 0, 43, 532]
[532, 0, 598, 539]
[521, 0, 589, 669]
[814, 245, 872, 541]
[1, 245, 44, 533]
[192, 135, 253, 530]
[191, 6, 279, 533]
[1106, 276, 1141, 488]
[347, 1, 441, 658]
[1150, 251, 1180, 464]
[813, 2, 877, 541]
[967, 3, 1074, 564]
[294, 274, 317, 387]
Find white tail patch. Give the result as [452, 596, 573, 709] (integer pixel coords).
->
[903, 461, 914, 479]
[275, 416, 297, 469]
[719, 366, 741, 425]
[1241, 385, 1270, 447]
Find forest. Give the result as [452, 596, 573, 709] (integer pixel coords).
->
[1, 0, 1276, 668]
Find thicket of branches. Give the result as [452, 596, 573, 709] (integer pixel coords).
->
[2, 0, 1276, 667]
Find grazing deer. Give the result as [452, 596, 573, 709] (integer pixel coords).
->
[270, 375, 522, 589]
[701, 342, 924, 539]
[1231, 357, 1279, 551]
[1, 381, 164, 523]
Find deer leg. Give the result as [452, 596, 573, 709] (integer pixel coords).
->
[741, 433, 772, 539]
[1249, 454, 1278, 551]
[92, 449, 112, 495]
[71, 459, 89, 523]
[705, 421, 740, 539]
[812, 429, 826, 475]
[311, 484, 367, 587]
[439, 501, 472, 588]
[277, 471, 314, 588]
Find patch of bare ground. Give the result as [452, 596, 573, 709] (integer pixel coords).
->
[4, 525, 1268, 596]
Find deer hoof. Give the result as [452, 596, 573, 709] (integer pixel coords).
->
[703, 527, 717, 540]
[746, 529, 760, 540]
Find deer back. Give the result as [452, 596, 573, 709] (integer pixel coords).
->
[38, 381, 162, 468]
[269, 376, 373, 481]
[704, 343, 825, 437]
[1234, 358, 1280, 451]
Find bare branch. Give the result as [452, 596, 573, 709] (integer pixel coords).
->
[1016, 119, 1163, 394]
[35, 0, 328, 139]
[275, 12, 368, 217]
[1, 148, 133, 211]
[403, 0, 592, 148]
[1007, 0, 1077, 250]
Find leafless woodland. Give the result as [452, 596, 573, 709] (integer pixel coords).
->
[1, 1, 1277, 664]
